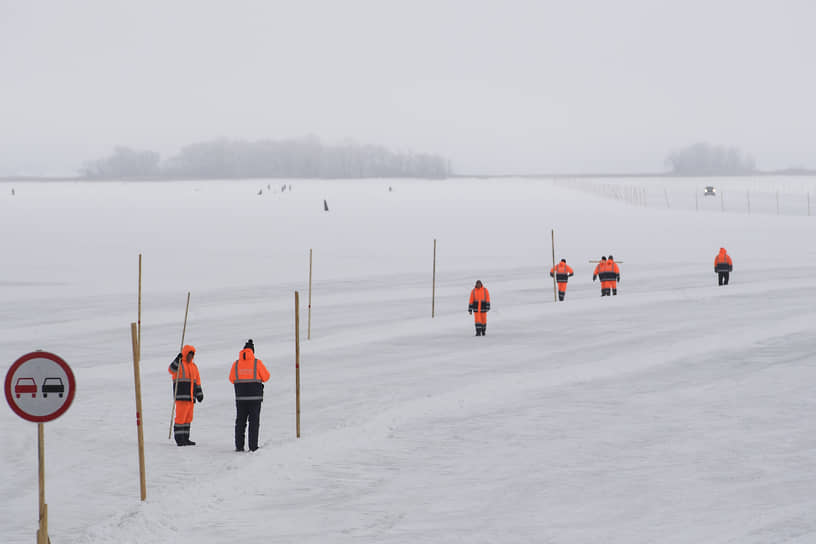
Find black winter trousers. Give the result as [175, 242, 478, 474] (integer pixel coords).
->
[235, 400, 263, 451]
[718, 272, 730, 285]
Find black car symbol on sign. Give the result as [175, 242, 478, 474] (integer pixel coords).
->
[15, 377, 37, 398]
[42, 377, 65, 398]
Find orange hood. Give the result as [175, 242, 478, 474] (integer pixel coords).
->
[182, 345, 196, 360]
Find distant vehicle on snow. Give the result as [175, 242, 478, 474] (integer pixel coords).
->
[704, 186, 717, 196]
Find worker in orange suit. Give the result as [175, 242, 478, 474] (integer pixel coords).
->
[607, 255, 621, 295]
[468, 280, 491, 336]
[229, 339, 271, 452]
[169, 344, 203, 446]
[592, 256, 607, 296]
[549, 258, 575, 301]
[714, 247, 733, 285]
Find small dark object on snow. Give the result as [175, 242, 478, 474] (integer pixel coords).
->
[324, 199, 329, 211]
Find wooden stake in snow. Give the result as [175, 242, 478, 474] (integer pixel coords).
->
[168, 292, 191, 440]
[130, 322, 146, 501]
[432, 239, 437, 318]
[295, 291, 301, 438]
[323, 199, 329, 211]
[37, 424, 48, 544]
[308, 249, 313, 340]
[551, 230, 557, 302]
[138, 254, 142, 357]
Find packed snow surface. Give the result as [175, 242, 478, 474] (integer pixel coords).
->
[1, 177, 815, 543]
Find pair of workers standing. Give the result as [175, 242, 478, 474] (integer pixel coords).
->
[168, 339, 271, 451]
[548, 256, 620, 299]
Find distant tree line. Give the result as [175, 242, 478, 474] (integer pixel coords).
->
[666, 142, 755, 176]
[80, 137, 451, 179]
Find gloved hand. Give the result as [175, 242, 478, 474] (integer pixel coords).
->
[170, 352, 182, 371]
[592, 275, 596, 282]
[195, 391, 204, 403]
[468, 310, 472, 315]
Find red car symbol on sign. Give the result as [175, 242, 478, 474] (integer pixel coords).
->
[15, 377, 37, 398]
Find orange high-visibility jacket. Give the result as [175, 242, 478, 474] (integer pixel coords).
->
[469, 287, 491, 313]
[608, 259, 620, 283]
[593, 261, 606, 281]
[229, 348, 271, 401]
[599, 259, 620, 284]
[714, 248, 733, 272]
[549, 262, 575, 283]
[169, 344, 202, 402]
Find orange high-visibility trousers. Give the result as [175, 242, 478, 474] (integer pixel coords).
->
[175, 401, 194, 425]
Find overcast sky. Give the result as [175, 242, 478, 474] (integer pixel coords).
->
[1, 0, 814, 176]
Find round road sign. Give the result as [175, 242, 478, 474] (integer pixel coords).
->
[5, 351, 75, 422]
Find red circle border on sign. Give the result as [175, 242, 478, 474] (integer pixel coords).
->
[4, 351, 76, 423]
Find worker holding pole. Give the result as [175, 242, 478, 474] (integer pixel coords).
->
[168, 345, 203, 446]
[549, 259, 575, 301]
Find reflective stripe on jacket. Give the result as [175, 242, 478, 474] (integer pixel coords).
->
[468, 287, 491, 313]
[169, 344, 201, 402]
[549, 262, 574, 283]
[714, 249, 733, 272]
[229, 348, 271, 401]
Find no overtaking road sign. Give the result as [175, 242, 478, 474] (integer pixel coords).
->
[5, 351, 75, 422]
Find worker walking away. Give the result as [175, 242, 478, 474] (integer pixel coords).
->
[607, 255, 621, 295]
[592, 256, 607, 296]
[549, 259, 575, 301]
[169, 345, 204, 446]
[229, 339, 271, 452]
[468, 280, 491, 336]
[714, 247, 733, 285]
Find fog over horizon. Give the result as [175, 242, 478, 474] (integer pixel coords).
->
[2, 0, 814, 177]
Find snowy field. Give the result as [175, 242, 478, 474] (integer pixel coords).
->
[1, 176, 816, 543]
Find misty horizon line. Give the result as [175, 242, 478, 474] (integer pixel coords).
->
[2, 138, 812, 181]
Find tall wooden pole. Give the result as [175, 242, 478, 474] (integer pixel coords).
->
[168, 292, 191, 439]
[295, 291, 301, 438]
[431, 239, 437, 318]
[37, 423, 48, 544]
[131, 323, 147, 500]
[307, 249, 313, 340]
[138, 254, 142, 351]
[551, 230, 557, 302]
